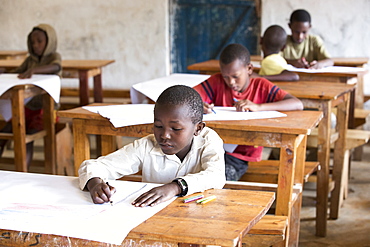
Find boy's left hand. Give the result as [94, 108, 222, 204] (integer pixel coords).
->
[18, 69, 34, 79]
[132, 183, 179, 207]
[234, 99, 259, 112]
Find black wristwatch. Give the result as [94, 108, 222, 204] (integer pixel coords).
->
[172, 178, 188, 197]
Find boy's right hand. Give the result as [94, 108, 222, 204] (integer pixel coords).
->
[203, 102, 214, 114]
[291, 58, 309, 68]
[86, 177, 116, 204]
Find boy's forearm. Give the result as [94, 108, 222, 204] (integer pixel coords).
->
[318, 58, 334, 68]
[262, 71, 299, 81]
[31, 64, 61, 75]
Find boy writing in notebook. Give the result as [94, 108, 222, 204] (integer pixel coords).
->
[258, 25, 299, 81]
[79, 85, 226, 207]
[193, 43, 303, 181]
[0, 24, 61, 165]
[282, 9, 333, 69]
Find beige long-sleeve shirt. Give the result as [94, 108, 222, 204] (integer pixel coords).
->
[79, 127, 226, 196]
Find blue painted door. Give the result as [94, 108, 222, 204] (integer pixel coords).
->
[170, 0, 259, 73]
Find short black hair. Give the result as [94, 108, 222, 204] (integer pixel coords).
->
[155, 85, 203, 124]
[220, 43, 250, 66]
[262, 25, 287, 53]
[290, 9, 311, 24]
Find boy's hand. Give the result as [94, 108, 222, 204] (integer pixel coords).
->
[203, 102, 214, 114]
[291, 58, 309, 68]
[86, 177, 116, 204]
[234, 99, 259, 112]
[308, 60, 322, 69]
[132, 183, 180, 207]
[18, 69, 34, 79]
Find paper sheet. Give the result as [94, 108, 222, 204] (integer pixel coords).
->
[0, 74, 61, 121]
[130, 73, 210, 103]
[83, 104, 155, 128]
[0, 171, 175, 245]
[202, 107, 287, 121]
[83, 105, 287, 128]
[285, 64, 367, 73]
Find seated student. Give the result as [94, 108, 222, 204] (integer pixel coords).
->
[282, 9, 333, 69]
[193, 43, 303, 181]
[0, 23, 62, 165]
[79, 85, 226, 207]
[258, 25, 299, 81]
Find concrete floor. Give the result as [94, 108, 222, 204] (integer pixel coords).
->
[1, 139, 369, 246]
[298, 143, 370, 247]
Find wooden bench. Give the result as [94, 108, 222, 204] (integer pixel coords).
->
[354, 108, 370, 128]
[307, 128, 370, 150]
[240, 160, 319, 184]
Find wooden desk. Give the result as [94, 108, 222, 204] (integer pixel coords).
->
[0, 59, 115, 106]
[0, 171, 275, 247]
[274, 81, 355, 236]
[249, 55, 369, 67]
[0, 50, 28, 60]
[0, 85, 56, 173]
[187, 59, 367, 121]
[58, 106, 322, 246]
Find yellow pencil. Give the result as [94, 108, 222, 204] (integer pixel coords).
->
[200, 195, 217, 204]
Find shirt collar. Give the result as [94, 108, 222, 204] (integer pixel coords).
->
[150, 133, 205, 161]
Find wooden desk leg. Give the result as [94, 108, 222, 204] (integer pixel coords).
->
[43, 94, 56, 174]
[276, 134, 297, 247]
[330, 96, 350, 219]
[11, 88, 27, 172]
[316, 101, 331, 237]
[101, 135, 116, 156]
[78, 70, 89, 106]
[73, 119, 90, 176]
[288, 134, 306, 247]
[93, 73, 103, 103]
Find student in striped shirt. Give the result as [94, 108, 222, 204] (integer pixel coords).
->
[193, 43, 303, 181]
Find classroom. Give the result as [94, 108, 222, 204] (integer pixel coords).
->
[0, 0, 370, 246]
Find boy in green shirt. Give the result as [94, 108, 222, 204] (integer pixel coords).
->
[282, 9, 333, 69]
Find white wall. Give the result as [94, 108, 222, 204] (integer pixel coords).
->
[1, 1, 369, 90]
[261, 0, 370, 58]
[0, 0, 169, 90]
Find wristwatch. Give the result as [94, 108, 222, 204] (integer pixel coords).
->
[172, 178, 188, 197]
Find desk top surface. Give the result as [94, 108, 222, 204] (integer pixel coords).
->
[0, 171, 274, 246]
[58, 104, 322, 135]
[129, 189, 275, 245]
[0, 59, 115, 69]
[0, 50, 28, 56]
[187, 59, 367, 76]
[250, 55, 369, 66]
[274, 81, 355, 100]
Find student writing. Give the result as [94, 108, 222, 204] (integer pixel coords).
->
[193, 43, 303, 181]
[0, 24, 62, 166]
[282, 9, 333, 69]
[79, 85, 226, 207]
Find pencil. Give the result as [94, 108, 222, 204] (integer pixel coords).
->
[183, 194, 204, 203]
[196, 195, 216, 204]
[106, 182, 113, 206]
[200, 196, 217, 205]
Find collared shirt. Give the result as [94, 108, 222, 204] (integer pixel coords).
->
[259, 53, 288, 76]
[281, 34, 331, 62]
[79, 127, 226, 196]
